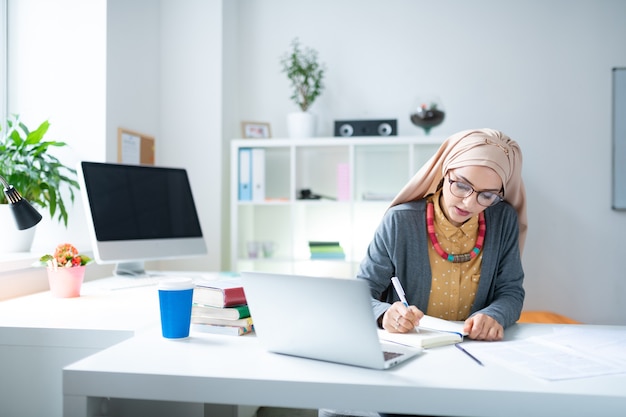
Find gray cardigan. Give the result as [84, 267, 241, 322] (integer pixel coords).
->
[357, 199, 525, 328]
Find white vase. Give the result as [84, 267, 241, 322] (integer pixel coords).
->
[287, 111, 316, 138]
[0, 204, 37, 252]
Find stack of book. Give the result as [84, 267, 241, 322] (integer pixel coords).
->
[191, 278, 253, 336]
[308, 241, 345, 260]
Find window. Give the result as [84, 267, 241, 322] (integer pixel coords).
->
[0, 0, 5, 122]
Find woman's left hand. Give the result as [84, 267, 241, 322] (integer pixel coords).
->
[463, 314, 503, 341]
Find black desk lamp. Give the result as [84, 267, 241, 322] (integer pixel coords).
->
[1, 174, 43, 230]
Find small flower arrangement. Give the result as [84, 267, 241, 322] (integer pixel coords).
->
[38, 243, 93, 270]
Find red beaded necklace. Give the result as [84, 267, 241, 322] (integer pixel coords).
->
[426, 201, 486, 263]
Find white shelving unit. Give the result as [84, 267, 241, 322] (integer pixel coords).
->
[230, 136, 443, 278]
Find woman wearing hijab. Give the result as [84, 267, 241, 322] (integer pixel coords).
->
[319, 128, 527, 417]
[362, 127, 526, 343]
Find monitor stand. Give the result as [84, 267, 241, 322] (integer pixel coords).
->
[113, 261, 148, 277]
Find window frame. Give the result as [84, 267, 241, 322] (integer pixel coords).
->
[0, 0, 6, 124]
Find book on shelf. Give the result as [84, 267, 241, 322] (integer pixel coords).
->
[308, 245, 345, 253]
[308, 241, 342, 247]
[308, 241, 345, 260]
[377, 315, 468, 349]
[191, 303, 250, 320]
[191, 316, 253, 327]
[310, 252, 346, 260]
[191, 322, 254, 336]
[194, 278, 247, 308]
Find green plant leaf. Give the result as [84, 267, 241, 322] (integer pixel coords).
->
[0, 115, 78, 227]
[25, 120, 50, 145]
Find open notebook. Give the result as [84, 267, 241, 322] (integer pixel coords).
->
[240, 272, 422, 370]
[378, 315, 468, 349]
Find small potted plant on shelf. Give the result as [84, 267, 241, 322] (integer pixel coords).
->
[0, 114, 80, 252]
[280, 37, 326, 138]
[37, 243, 93, 298]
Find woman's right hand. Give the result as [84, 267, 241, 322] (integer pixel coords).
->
[382, 301, 424, 333]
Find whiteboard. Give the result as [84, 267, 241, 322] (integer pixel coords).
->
[613, 68, 626, 210]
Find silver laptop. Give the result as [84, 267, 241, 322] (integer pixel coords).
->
[241, 271, 422, 370]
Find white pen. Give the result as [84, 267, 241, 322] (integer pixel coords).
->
[391, 276, 409, 307]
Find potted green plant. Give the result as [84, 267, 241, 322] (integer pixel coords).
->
[280, 38, 326, 138]
[0, 114, 80, 251]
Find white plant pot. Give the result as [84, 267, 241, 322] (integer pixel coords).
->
[0, 204, 37, 253]
[287, 111, 316, 138]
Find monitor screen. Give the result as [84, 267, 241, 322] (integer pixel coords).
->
[78, 161, 207, 276]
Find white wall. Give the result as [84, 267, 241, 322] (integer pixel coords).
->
[230, 0, 626, 325]
[157, 0, 223, 272]
[105, 0, 222, 273]
[105, 0, 160, 165]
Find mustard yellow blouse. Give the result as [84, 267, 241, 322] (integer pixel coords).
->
[426, 190, 482, 320]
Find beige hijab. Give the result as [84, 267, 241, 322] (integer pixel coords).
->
[390, 128, 527, 253]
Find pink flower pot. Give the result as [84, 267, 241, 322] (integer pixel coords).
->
[47, 266, 85, 298]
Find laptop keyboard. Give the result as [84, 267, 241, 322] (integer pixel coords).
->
[383, 351, 404, 361]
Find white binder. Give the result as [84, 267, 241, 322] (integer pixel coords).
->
[251, 148, 265, 202]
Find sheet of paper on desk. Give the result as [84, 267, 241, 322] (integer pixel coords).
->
[463, 327, 626, 381]
[542, 326, 626, 366]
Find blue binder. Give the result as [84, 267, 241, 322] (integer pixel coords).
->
[238, 148, 252, 201]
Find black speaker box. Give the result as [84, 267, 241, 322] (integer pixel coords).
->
[334, 119, 397, 137]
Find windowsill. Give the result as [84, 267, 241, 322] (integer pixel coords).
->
[0, 255, 49, 301]
[0, 252, 40, 272]
[0, 248, 98, 272]
[0, 251, 114, 301]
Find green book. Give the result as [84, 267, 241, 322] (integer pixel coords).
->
[308, 241, 341, 247]
[191, 303, 250, 320]
[310, 246, 345, 253]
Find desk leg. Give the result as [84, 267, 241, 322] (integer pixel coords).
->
[63, 395, 104, 417]
[202, 404, 258, 417]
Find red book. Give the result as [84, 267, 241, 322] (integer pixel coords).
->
[193, 278, 246, 308]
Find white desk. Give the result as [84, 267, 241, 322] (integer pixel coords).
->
[0, 280, 159, 417]
[0, 273, 258, 417]
[63, 323, 626, 417]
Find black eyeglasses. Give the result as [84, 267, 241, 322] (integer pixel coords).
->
[447, 177, 503, 207]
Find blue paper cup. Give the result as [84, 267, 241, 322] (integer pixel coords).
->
[158, 277, 194, 339]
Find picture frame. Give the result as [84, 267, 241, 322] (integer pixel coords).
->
[241, 121, 271, 139]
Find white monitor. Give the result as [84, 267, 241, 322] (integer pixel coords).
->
[77, 161, 207, 276]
